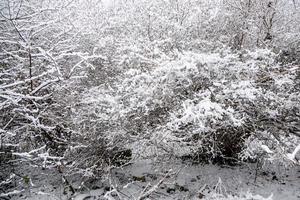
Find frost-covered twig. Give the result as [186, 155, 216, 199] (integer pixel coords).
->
[0, 190, 25, 198]
[287, 143, 300, 164]
[137, 169, 172, 200]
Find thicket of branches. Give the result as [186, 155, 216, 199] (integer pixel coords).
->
[0, 0, 299, 196]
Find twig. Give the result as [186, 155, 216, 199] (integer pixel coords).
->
[137, 169, 172, 200]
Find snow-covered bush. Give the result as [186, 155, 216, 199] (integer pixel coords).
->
[1, 0, 299, 198]
[74, 47, 299, 167]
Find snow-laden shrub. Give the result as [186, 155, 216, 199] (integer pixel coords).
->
[74, 47, 299, 167]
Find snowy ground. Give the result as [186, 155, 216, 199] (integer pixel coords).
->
[7, 159, 300, 200]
